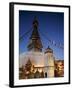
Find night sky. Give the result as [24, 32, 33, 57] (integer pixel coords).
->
[19, 10, 64, 60]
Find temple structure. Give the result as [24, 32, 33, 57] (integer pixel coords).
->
[19, 17, 63, 79]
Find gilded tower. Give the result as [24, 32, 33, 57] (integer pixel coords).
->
[27, 17, 43, 52]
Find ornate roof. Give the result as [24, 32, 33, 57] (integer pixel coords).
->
[45, 46, 53, 53]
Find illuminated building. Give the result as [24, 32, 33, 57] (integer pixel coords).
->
[19, 17, 63, 79]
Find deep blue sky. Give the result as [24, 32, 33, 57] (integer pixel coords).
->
[19, 10, 64, 60]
